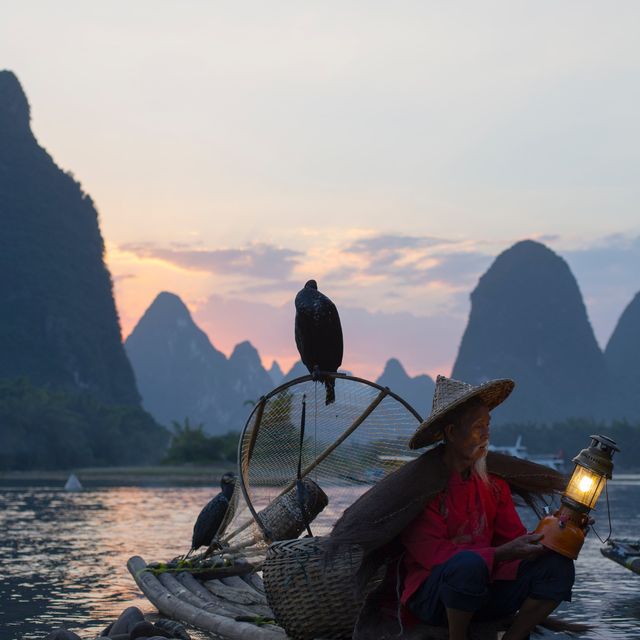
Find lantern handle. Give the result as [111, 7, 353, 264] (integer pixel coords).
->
[588, 481, 613, 544]
[589, 434, 620, 454]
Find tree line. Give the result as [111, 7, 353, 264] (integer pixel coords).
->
[0, 378, 168, 470]
[3, 377, 639, 472]
[491, 419, 640, 472]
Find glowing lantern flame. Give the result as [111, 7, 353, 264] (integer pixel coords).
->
[578, 476, 593, 493]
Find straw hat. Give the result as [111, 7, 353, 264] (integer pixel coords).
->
[409, 375, 515, 450]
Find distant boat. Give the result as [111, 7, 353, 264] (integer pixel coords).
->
[64, 473, 83, 491]
[488, 436, 566, 472]
[377, 436, 565, 474]
[601, 539, 640, 575]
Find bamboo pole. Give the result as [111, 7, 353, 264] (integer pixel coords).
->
[176, 572, 256, 618]
[242, 397, 266, 479]
[127, 556, 285, 640]
[275, 388, 389, 499]
[224, 388, 389, 543]
[218, 575, 267, 602]
[242, 572, 265, 594]
[158, 572, 232, 615]
[204, 579, 270, 609]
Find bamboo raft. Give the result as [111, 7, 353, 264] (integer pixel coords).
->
[128, 556, 286, 640]
[127, 555, 519, 640]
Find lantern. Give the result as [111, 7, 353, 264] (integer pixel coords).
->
[534, 435, 619, 559]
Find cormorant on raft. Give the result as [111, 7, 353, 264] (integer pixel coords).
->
[294, 279, 343, 405]
[190, 472, 236, 555]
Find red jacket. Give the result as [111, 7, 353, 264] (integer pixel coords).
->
[401, 470, 527, 605]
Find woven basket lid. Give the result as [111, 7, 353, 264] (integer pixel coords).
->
[409, 375, 515, 449]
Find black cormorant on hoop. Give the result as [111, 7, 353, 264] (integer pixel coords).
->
[294, 279, 343, 404]
[189, 472, 236, 555]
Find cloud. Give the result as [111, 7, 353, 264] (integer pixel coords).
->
[346, 234, 451, 255]
[321, 265, 361, 285]
[327, 232, 493, 292]
[114, 231, 640, 365]
[112, 273, 137, 282]
[119, 242, 302, 280]
[227, 280, 300, 296]
[535, 234, 560, 244]
[341, 234, 448, 278]
[116, 232, 493, 312]
[424, 251, 493, 287]
[113, 230, 640, 388]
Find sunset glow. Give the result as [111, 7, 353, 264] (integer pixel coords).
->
[3, 2, 639, 380]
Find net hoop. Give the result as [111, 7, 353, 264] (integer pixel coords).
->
[236, 371, 423, 539]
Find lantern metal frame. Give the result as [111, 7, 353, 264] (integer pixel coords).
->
[535, 435, 619, 560]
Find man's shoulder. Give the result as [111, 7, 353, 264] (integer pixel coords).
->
[487, 472, 511, 492]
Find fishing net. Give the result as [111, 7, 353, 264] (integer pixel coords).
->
[220, 372, 423, 557]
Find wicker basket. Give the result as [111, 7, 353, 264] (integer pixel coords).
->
[257, 478, 328, 541]
[262, 536, 364, 640]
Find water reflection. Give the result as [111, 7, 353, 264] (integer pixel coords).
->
[0, 487, 212, 640]
[1, 479, 639, 639]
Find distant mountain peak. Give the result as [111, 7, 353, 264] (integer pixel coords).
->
[0, 70, 31, 136]
[381, 358, 407, 378]
[127, 292, 198, 339]
[606, 291, 640, 358]
[452, 239, 606, 422]
[230, 340, 260, 362]
[282, 360, 309, 383]
[125, 292, 232, 430]
[148, 291, 192, 319]
[605, 291, 640, 420]
[0, 71, 140, 405]
[510, 238, 553, 252]
[268, 360, 284, 385]
[376, 358, 434, 417]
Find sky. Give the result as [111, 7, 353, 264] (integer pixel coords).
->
[2, 2, 639, 379]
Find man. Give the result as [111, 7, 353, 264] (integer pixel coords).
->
[402, 376, 574, 640]
[328, 375, 575, 640]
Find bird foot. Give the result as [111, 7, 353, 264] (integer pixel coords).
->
[203, 540, 224, 558]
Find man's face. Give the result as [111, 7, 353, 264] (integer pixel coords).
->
[448, 403, 491, 465]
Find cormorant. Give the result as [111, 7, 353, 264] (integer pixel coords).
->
[294, 279, 343, 404]
[190, 472, 236, 554]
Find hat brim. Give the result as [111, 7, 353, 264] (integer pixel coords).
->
[409, 379, 515, 450]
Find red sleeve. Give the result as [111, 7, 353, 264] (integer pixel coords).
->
[401, 495, 497, 575]
[491, 477, 527, 547]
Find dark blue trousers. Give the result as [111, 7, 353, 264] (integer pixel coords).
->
[408, 550, 575, 626]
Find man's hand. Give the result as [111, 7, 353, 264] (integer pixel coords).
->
[495, 533, 545, 562]
[583, 517, 595, 535]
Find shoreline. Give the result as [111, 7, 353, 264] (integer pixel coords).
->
[0, 464, 235, 487]
[2, 466, 640, 488]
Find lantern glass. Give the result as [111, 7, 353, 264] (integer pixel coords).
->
[564, 464, 605, 509]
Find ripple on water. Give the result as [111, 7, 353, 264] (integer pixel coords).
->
[1, 482, 640, 639]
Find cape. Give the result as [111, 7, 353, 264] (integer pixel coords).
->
[326, 446, 568, 639]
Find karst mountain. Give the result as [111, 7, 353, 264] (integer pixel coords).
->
[0, 70, 139, 405]
[452, 240, 607, 423]
[605, 292, 640, 422]
[125, 293, 274, 434]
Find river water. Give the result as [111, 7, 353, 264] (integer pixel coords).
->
[1, 477, 639, 640]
